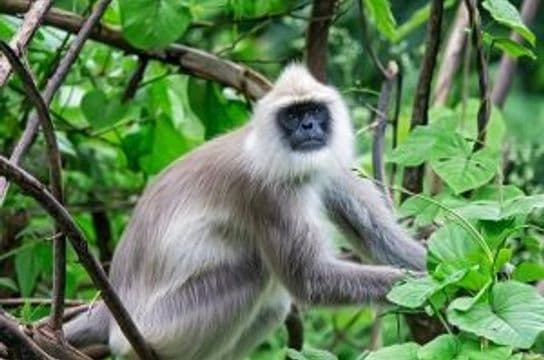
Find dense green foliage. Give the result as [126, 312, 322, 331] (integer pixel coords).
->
[1, 0, 544, 359]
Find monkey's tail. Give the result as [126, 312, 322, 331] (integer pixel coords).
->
[64, 301, 110, 348]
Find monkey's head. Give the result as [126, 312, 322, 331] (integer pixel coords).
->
[246, 64, 354, 181]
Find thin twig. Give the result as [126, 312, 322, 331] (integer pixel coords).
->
[401, 0, 444, 200]
[0, 157, 157, 360]
[0, 0, 53, 86]
[0, 41, 66, 333]
[0, 0, 272, 100]
[433, 2, 469, 106]
[305, 0, 338, 82]
[464, 0, 490, 152]
[372, 62, 398, 207]
[121, 57, 148, 103]
[0, 298, 84, 307]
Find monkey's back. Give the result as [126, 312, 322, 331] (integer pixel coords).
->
[108, 124, 274, 302]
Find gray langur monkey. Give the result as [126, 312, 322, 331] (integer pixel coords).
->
[64, 64, 426, 359]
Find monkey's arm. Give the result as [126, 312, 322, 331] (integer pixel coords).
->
[324, 170, 426, 271]
[259, 215, 406, 305]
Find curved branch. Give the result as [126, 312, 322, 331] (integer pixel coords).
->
[0, 41, 66, 332]
[0, 0, 272, 100]
[0, 157, 157, 360]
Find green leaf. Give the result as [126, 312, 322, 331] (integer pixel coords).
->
[482, 0, 536, 46]
[15, 245, 40, 296]
[387, 271, 466, 309]
[427, 223, 491, 290]
[513, 262, 544, 283]
[389, 126, 437, 166]
[483, 33, 537, 60]
[139, 115, 192, 174]
[81, 90, 128, 130]
[448, 281, 544, 349]
[188, 80, 249, 139]
[455, 99, 506, 151]
[431, 146, 499, 195]
[455, 194, 544, 221]
[363, 0, 397, 42]
[285, 347, 337, 360]
[120, 0, 192, 49]
[366, 343, 420, 360]
[389, 107, 458, 166]
[0, 277, 18, 292]
[418, 334, 513, 360]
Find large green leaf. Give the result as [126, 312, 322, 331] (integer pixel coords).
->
[188, 80, 249, 139]
[81, 90, 128, 130]
[455, 99, 506, 151]
[482, 0, 536, 46]
[139, 115, 192, 174]
[454, 194, 544, 221]
[448, 281, 544, 349]
[418, 334, 513, 360]
[387, 271, 466, 309]
[431, 145, 499, 195]
[389, 107, 458, 166]
[363, 0, 397, 42]
[366, 343, 420, 360]
[427, 223, 491, 290]
[120, 0, 192, 49]
[389, 126, 438, 166]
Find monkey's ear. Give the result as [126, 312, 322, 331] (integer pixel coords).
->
[274, 63, 319, 89]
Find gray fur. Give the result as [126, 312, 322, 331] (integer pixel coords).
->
[64, 65, 426, 360]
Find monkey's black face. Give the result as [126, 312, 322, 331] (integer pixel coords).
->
[276, 101, 330, 152]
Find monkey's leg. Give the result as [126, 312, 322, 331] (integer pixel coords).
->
[223, 291, 291, 360]
[64, 302, 109, 348]
[109, 260, 267, 360]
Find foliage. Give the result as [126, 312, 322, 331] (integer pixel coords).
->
[0, 0, 544, 359]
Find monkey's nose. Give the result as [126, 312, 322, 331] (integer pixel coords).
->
[301, 118, 315, 130]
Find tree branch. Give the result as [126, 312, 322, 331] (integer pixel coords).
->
[464, 0, 490, 151]
[401, 0, 444, 200]
[121, 57, 148, 103]
[0, 41, 67, 333]
[433, 3, 469, 106]
[0, 0, 272, 100]
[0, 0, 52, 86]
[0, 157, 157, 360]
[0, 313, 53, 360]
[372, 62, 398, 206]
[305, 0, 337, 82]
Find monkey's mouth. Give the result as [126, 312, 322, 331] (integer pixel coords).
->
[293, 138, 326, 151]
